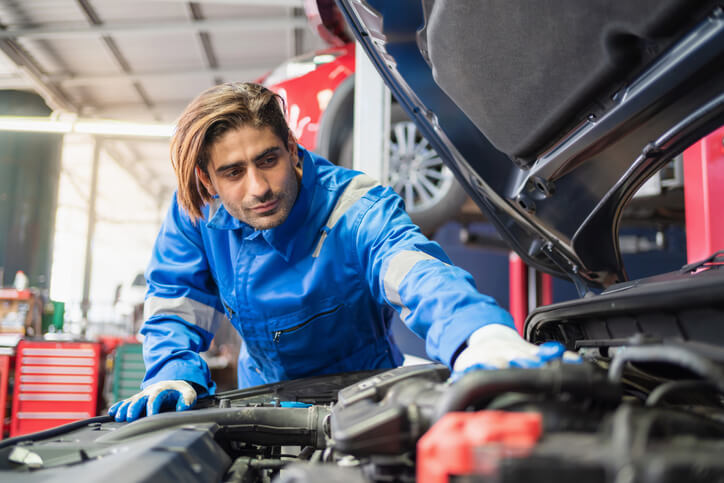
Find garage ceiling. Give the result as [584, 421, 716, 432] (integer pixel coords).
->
[0, 0, 325, 205]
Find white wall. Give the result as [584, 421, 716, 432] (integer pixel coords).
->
[50, 134, 169, 333]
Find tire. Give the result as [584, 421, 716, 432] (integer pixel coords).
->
[337, 103, 467, 235]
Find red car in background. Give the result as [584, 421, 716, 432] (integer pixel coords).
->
[262, 43, 354, 163]
[260, 6, 466, 234]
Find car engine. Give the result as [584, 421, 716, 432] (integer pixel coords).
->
[1, 266, 722, 483]
[0, 346, 722, 482]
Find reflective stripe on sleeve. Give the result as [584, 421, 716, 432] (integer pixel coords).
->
[312, 174, 380, 258]
[144, 296, 225, 333]
[383, 250, 448, 321]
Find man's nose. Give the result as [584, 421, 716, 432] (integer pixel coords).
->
[245, 166, 271, 197]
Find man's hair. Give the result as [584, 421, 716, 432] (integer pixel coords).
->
[171, 82, 290, 221]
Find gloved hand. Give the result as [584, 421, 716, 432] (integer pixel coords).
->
[108, 380, 197, 422]
[452, 324, 581, 376]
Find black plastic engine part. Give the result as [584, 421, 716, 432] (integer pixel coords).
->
[645, 380, 720, 407]
[525, 266, 724, 348]
[608, 344, 724, 393]
[273, 463, 368, 483]
[434, 361, 621, 421]
[0, 415, 113, 451]
[197, 370, 384, 409]
[96, 406, 330, 448]
[0, 423, 231, 483]
[504, 405, 724, 483]
[335, 363, 450, 407]
[330, 362, 620, 456]
[330, 364, 449, 455]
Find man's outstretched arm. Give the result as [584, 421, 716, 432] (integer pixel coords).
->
[356, 184, 578, 372]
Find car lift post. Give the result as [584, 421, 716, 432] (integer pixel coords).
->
[509, 253, 553, 335]
[683, 126, 724, 263]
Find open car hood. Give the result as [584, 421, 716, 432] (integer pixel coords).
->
[337, 0, 724, 291]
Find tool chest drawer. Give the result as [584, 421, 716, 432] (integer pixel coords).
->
[10, 340, 101, 436]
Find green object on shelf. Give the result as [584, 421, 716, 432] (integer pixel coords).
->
[41, 300, 65, 333]
[52, 301, 64, 330]
[112, 343, 145, 401]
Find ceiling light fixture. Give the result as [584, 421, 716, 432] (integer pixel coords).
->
[0, 115, 175, 138]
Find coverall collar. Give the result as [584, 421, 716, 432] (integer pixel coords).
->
[205, 145, 316, 262]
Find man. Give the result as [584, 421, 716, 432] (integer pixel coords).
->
[109, 82, 574, 422]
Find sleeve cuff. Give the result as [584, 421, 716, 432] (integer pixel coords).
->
[432, 307, 516, 367]
[142, 358, 216, 397]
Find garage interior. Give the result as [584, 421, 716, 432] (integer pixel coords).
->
[0, 1, 720, 475]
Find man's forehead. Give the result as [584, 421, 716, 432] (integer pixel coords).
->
[209, 125, 286, 167]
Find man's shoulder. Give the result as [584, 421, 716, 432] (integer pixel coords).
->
[306, 149, 387, 201]
[308, 151, 355, 189]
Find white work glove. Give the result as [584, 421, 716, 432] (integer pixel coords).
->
[108, 380, 197, 422]
[452, 324, 582, 377]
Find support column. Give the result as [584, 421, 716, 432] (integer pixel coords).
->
[353, 41, 390, 181]
[80, 137, 101, 321]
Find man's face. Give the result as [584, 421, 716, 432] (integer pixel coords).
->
[198, 125, 301, 230]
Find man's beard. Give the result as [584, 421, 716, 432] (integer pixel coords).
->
[225, 176, 299, 230]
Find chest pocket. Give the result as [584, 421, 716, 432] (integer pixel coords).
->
[271, 300, 378, 378]
[272, 303, 344, 342]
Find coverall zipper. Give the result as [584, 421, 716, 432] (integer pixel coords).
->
[273, 304, 343, 342]
[223, 302, 235, 317]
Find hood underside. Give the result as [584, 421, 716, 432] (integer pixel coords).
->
[337, 0, 724, 290]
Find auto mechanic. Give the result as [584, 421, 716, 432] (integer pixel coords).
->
[109, 82, 574, 422]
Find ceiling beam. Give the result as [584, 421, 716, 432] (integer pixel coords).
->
[47, 65, 275, 87]
[76, 0, 161, 121]
[0, 74, 32, 89]
[0, 16, 309, 40]
[187, 2, 222, 85]
[0, 36, 77, 111]
[0, 9, 77, 112]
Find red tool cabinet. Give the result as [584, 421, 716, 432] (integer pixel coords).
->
[10, 340, 102, 437]
[0, 354, 10, 439]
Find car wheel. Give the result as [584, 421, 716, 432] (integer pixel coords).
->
[338, 103, 467, 235]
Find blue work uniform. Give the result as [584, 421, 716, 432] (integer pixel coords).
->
[140, 146, 514, 395]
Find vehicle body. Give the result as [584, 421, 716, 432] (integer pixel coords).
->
[1, 1, 723, 482]
[261, 43, 355, 156]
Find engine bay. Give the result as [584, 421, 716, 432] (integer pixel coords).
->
[1, 267, 723, 482]
[1, 350, 723, 482]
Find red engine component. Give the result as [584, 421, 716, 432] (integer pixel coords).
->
[417, 410, 543, 483]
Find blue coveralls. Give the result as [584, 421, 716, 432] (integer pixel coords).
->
[140, 146, 514, 395]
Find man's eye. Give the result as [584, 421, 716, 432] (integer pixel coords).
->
[260, 157, 277, 167]
[225, 168, 244, 178]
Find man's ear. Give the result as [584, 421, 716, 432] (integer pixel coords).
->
[196, 166, 217, 196]
[287, 131, 299, 166]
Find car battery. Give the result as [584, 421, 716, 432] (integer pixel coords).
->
[10, 340, 102, 437]
[417, 411, 543, 483]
